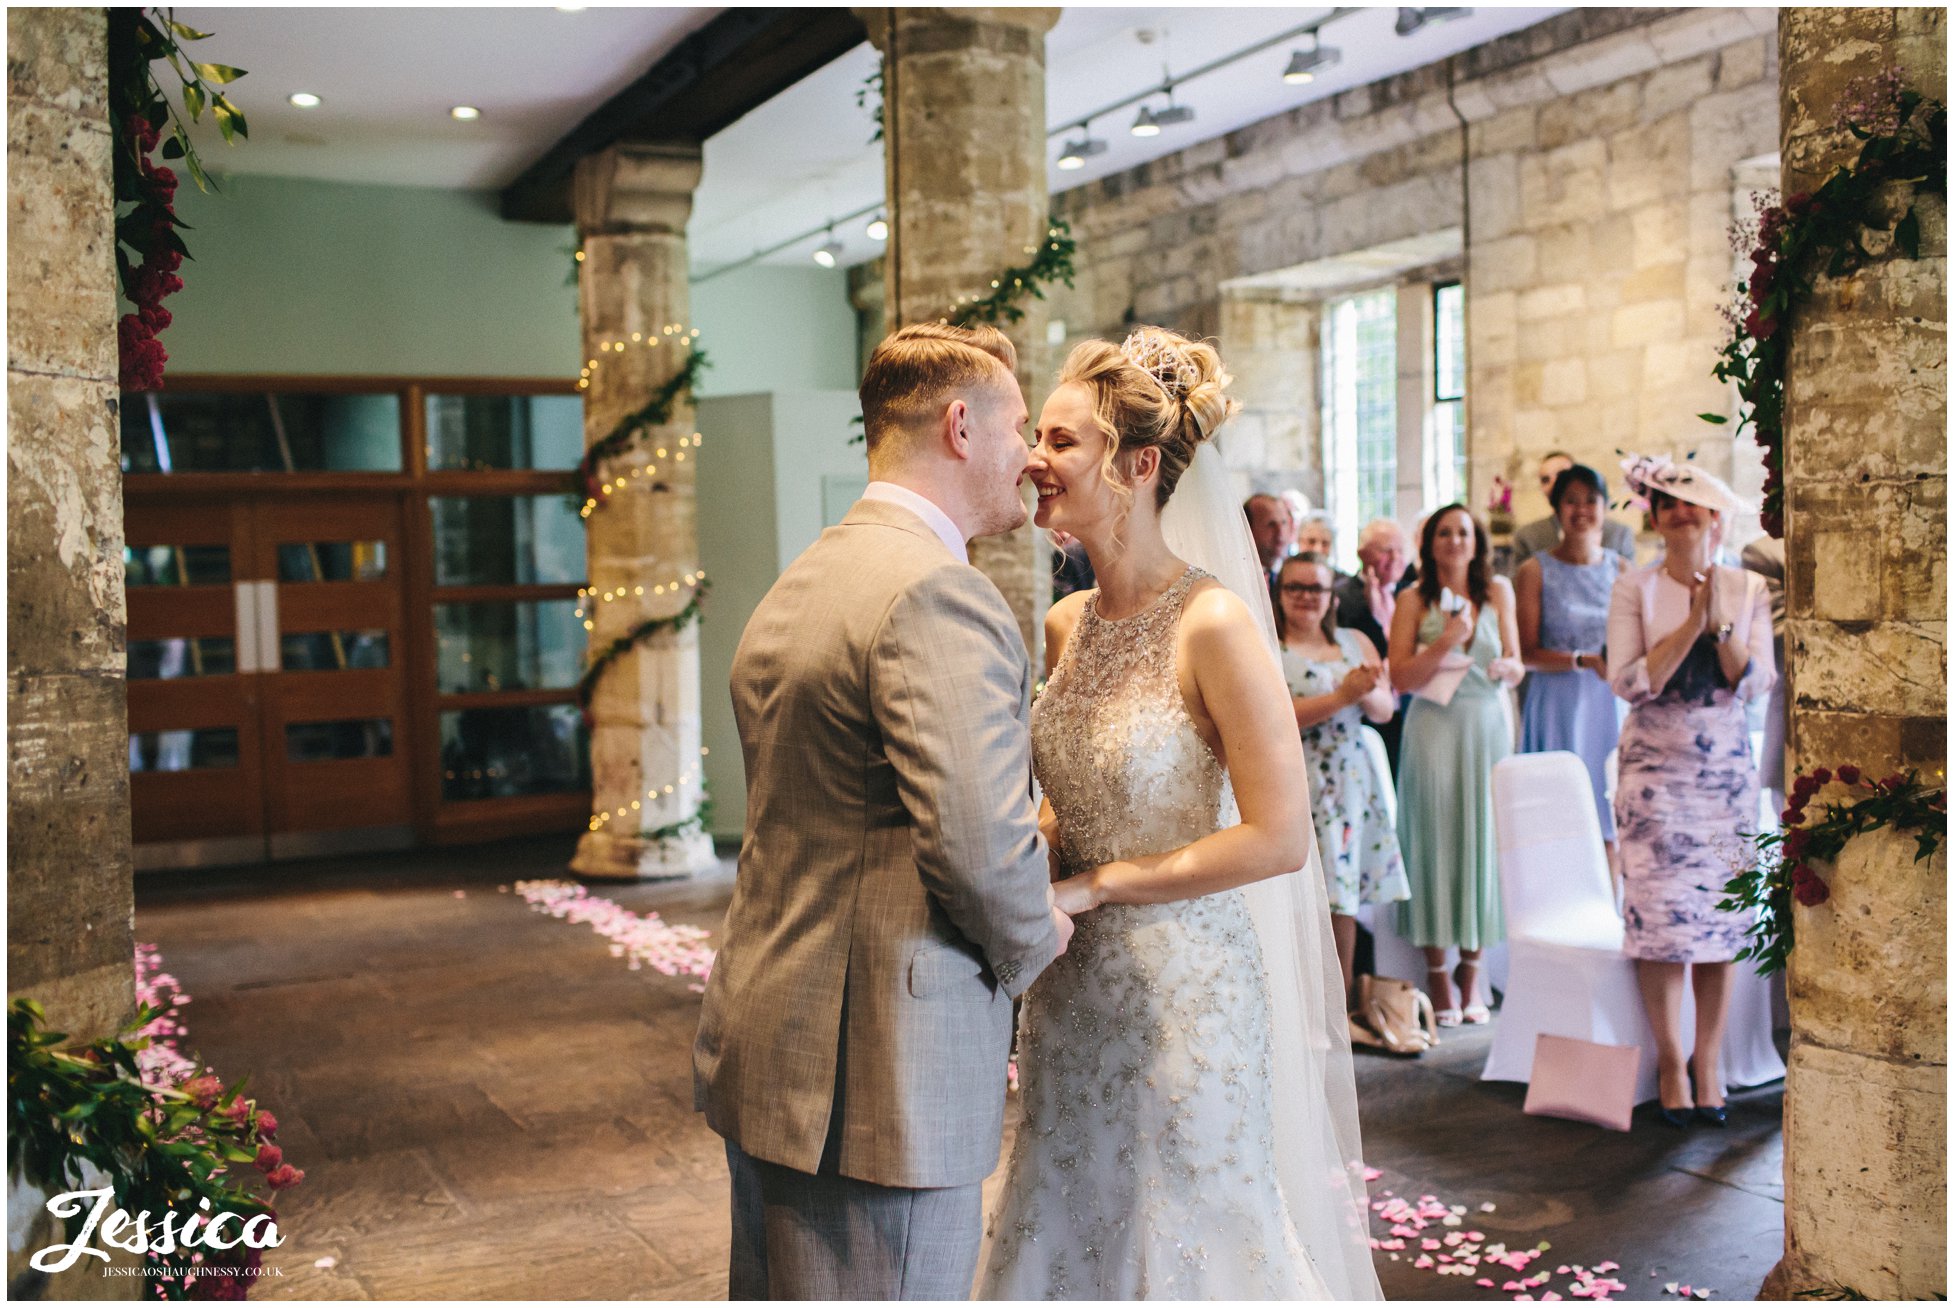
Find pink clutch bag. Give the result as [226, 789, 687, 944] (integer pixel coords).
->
[1522, 1034, 1641, 1132]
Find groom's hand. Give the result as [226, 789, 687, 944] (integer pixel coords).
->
[1050, 905, 1075, 957]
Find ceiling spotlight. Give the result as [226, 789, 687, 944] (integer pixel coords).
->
[449, 105, 481, 121]
[865, 214, 888, 242]
[1282, 38, 1341, 84]
[812, 233, 843, 268]
[288, 91, 322, 109]
[1131, 106, 1161, 138]
[1395, 7, 1471, 36]
[1056, 132, 1108, 171]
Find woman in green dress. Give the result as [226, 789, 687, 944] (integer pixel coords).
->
[1386, 505, 1524, 1025]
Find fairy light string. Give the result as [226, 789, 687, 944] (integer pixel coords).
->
[574, 320, 713, 841]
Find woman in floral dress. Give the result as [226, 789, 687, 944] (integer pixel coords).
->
[1609, 455, 1776, 1127]
[1277, 552, 1408, 1008]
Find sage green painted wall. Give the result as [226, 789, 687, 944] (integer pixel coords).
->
[163, 173, 858, 391]
[696, 389, 867, 840]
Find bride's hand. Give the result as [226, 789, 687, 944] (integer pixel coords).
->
[1052, 870, 1104, 916]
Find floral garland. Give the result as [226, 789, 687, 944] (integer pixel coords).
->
[575, 578, 709, 724]
[943, 218, 1078, 328]
[107, 9, 248, 391]
[1702, 72, 1945, 538]
[572, 338, 709, 509]
[846, 219, 1079, 446]
[1720, 765, 1946, 976]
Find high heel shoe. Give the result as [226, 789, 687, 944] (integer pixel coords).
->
[1694, 1105, 1728, 1127]
[1656, 1105, 1691, 1129]
[1454, 959, 1490, 1024]
[1426, 967, 1461, 1027]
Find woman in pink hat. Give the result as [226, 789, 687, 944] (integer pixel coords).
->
[1607, 455, 1777, 1129]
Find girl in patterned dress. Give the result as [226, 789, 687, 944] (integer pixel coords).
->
[1275, 552, 1408, 1007]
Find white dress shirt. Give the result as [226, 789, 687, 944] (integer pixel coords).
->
[862, 481, 968, 564]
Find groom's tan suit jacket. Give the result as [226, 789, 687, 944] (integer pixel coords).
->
[693, 497, 1061, 1189]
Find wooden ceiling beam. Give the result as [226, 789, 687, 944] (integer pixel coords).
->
[500, 6, 867, 224]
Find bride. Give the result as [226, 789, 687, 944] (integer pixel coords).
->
[975, 327, 1380, 1300]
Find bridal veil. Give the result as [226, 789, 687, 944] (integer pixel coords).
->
[1159, 441, 1383, 1301]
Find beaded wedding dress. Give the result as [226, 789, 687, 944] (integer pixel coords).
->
[976, 562, 1377, 1300]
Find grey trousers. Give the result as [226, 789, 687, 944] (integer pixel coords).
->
[725, 1141, 982, 1300]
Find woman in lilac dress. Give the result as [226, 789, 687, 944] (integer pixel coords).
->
[1515, 464, 1628, 854]
[1608, 456, 1775, 1128]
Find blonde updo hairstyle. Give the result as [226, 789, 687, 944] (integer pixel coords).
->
[1058, 326, 1241, 531]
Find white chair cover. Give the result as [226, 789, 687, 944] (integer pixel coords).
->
[1481, 751, 1785, 1102]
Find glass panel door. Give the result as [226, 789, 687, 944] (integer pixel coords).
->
[247, 498, 412, 837]
[124, 503, 267, 848]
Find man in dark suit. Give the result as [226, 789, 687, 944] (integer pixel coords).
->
[1244, 492, 1296, 608]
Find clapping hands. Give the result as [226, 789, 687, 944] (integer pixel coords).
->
[1339, 661, 1383, 704]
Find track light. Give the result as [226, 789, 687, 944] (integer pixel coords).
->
[1395, 7, 1470, 37]
[288, 91, 322, 108]
[1282, 36, 1341, 84]
[449, 105, 481, 121]
[812, 236, 843, 268]
[1133, 96, 1193, 136]
[1056, 131, 1107, 170]
[865, 214, 888, 242]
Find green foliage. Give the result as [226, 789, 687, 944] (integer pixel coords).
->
[575, 578, 711, 717]
[574, 344, 711, 505]
[1720, 767, 1946, 976]
[946, 218, 1079, 328]
[8, 999, 280, 1299]
[1704, 82, 1944, 538]
[857, 66, 884, 145]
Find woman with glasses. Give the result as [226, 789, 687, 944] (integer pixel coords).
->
[1276, 552, 1407, 1011]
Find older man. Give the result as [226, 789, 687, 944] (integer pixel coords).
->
[1244, 492, 1297, 604]
[1509, 450, 1638, 568]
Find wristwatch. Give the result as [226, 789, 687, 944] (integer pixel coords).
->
[1716, 622, 1734, 643]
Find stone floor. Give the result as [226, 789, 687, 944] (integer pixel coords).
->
[132, 835, 1786, 1301]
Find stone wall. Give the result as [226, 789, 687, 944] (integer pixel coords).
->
[1040, 7, 1781, 539]
[1768, 7, 1946, 1298]
[6, 8, 135, 1042]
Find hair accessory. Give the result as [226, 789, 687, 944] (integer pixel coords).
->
[1119, 329, 1201, 398]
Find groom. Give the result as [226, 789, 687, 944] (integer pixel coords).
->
[694, 322, 1072, 1300]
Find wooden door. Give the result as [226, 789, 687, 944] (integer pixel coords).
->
[246, 497, 412, 840]
[124, 502, 266, 851]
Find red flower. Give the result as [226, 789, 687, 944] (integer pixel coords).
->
[254, 1143, 283, 1173]
[139, 302, 173, 334]
[1748, 262, 1776, 298]
[1836, 764, 1861, 785]
[1783, 805, 1807, 826]
[181, 1075, 223, 1109]
[221, 1097, 252, 1124]
[264, 1163, 305, 1190]
[1744, 308, 1779, 341]
[254, 1109, 279, 1137]
[126, 113, 160, 154]
[1792, 874, 1831, 907]
[1810, 767, 1833, 785]
[1782, 827, 1810, 859]
[1792, 772, 1820, 797]
[1786, 190, 1815, 215]
[1879, 772, 1908, 792]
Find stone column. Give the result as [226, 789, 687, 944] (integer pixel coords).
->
[861, 6, 1061, 660]
[569, 143, 716, 880]
[1767, 8, 1946, 1299]
[6, 8, 134, 1042]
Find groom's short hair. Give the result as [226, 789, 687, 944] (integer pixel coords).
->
[859, 323, 1019, 457]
